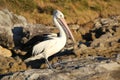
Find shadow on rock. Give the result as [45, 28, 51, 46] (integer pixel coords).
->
[25, 59, 46, 69]
[12, 27, 30, 47]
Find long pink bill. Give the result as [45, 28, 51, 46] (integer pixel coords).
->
[59, 18, 76, 43]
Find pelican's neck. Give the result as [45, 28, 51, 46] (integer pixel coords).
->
[53, 17, 66, 39]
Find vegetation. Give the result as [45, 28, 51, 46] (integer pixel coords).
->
[0, 0, 120, 25]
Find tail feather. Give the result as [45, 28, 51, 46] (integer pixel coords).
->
[24, 54, 44, 62]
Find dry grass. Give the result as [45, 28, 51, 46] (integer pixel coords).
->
[0, 0, 120, 25]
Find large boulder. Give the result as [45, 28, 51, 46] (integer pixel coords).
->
[0, 9, 52, 55]
[0, 9, 28, 49]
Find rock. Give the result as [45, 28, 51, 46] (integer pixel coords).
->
[0, 46, 12, 57]
[75, 15, 120, 58]
[0, 9, 51, 55]
[0, 9, 28, 49]
[116, 54, 120, 63]
[78, 27, 86, 35]
[0, 9, 27, 26]
[79, 44, 88, 50]
[0, 56, 27, 74]
[100, 32, 112, 38]
[98, 62, 120, 71]
[90, 39, 104, 48]
[12, 48, 27, 55]
[91, 33, 96, 40]
[70, 25, 79, 30]
[0, 9, 120, 80]
[90, 32, 114, 48]
[0, 9, 13, 26]
[1, 58, 120, 80]
[0, 25, 14, 49]
[94, 19, 102, 29]
[100, 18, 111, 25]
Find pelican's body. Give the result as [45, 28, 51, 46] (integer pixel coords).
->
[31, 35, 66, 59]
[25, 10, 75, 68]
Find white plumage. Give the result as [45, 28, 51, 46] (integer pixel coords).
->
[24, 10, 75, 68]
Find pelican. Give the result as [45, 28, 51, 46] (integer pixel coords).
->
[24, 10, 75, 69]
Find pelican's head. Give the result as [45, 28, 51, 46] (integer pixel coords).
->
[53, 10, 75, 43]
[53, 10, 64, 19]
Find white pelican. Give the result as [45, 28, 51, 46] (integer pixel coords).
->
[24, 10, 75, 69]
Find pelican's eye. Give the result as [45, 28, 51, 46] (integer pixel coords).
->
[59, 14, 64, 18]
[57, 15, 62, 19]
[60, 15, 62, 17]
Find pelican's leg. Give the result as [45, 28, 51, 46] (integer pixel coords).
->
[42, 52, 54, 70]
[45, 58, 54, 70]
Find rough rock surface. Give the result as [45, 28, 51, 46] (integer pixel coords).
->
[0, 9, 27, 49]
[0, 9, 120, 80]
[0, 56, 27, 74]
[74, 16, 120, 58]
[0, 9, 53, 55]
[0, 9, 27, 26]
[1, 57, 120, 80]
[0, 46, 12, 57]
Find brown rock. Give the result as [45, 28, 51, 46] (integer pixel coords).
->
[0, 56, 27, 74]
[79, 44, 88, 50]
[0, 46, 12, 57]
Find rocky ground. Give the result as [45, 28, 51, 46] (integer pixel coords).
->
[0, 9, 120, 80]
[1, 57, 120, 80]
